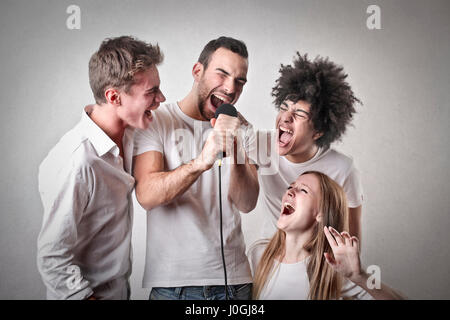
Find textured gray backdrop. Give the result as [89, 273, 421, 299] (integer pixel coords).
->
[1, 0, 449, 299]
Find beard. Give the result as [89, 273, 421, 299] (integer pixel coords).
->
[198, 95, 213, 121]
[197, 81, 215, 121]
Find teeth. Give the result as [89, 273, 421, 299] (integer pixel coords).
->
[280, 126, 293, 134]
[213, 94, 227, 102]
[284, 202, 294, 210]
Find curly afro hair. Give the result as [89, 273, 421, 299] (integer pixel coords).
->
[272, 52, 361, 148]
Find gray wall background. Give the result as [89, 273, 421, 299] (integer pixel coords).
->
[1, 0, 449, 299]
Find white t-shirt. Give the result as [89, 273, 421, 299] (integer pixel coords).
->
[133, 102, 255, 288]
[257, 146, 363, 239]
[247, 240, 373, 300]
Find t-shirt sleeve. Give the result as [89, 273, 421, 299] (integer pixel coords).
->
[133, 115, 164, 156]
[341, 280, 374, 300]
[246, 239, 269, 277]
[242, 122, 258, 165]
[343, 165, 364, 208]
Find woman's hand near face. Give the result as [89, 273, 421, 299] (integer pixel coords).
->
[323, 226, 407, 300]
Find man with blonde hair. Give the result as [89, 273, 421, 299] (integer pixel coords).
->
[37, 36, 166, 299]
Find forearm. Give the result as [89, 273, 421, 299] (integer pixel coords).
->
[38, 177, 93, 299]
[37, 251, 93, 300]
[349, 206, 362, 244]
[228, 157, 259, 213]
[136, 159, 204, 210]
[38, 225, 93, 299]
[351, 272, 406, 300]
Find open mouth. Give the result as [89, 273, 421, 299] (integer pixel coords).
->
[210, 93, 227, 110]
[282, 202, 295, 215]
[144, 109, 153, 120]
[278, 126, 294, 146]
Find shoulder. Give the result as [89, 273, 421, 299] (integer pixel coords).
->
[321, 148, 354, 166]
[135, 103, 179, 138]
[314, 148, 357, 177]
[152, 103, 179, 123]
[39, 127, 96, 183]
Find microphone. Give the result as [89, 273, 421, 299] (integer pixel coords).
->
[214, 103, 238, 119]
[214, 104, 237, 159]
[213, 103, 237, 301]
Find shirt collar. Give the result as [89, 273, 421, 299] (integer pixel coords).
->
[81, 105, 119, 157]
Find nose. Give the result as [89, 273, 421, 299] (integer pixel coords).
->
[223, 77, 236, 95]
[280, 110, 293, 123]
[157, 89, 166, 103]
[287, 189, 295, 199]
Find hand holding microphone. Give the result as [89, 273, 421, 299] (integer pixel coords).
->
[211, 104, 240, 159]
[195, 104, 240, 171]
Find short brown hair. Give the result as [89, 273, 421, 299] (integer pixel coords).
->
[197, 36, 248, 69]
[89, 36, 163, 104]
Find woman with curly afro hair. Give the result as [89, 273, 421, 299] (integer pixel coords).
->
[255, 52, 364, 243]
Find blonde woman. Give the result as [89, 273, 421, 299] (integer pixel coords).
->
[248, 171, 405, 300]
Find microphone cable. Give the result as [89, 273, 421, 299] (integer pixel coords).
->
[214, 104, 237, 301]
[218, 158, 229, 300]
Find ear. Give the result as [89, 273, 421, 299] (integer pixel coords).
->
[313, 131, 324, 141]
[192, 62, 204, 81]
[105, 88, 121, 106]
[315, 212, 323, 223]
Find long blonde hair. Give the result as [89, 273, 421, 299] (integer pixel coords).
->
[252, 171, 349, 300]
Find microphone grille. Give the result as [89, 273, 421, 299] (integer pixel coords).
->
[214, 103, 237, 118]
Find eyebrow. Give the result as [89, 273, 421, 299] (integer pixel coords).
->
[145, 86, 159, 93]
[296, 109, 310, 116]
[289, 182, 314, 194]
[282, 102, 310, 115]
[216, 68, 247, 83]
[299, 183, 311, 191]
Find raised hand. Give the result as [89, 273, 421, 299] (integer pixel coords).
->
[323, 226, 362, 282]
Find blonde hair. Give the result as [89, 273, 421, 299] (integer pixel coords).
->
[252, 171, 349, 300]
[89, 36, 163, 104]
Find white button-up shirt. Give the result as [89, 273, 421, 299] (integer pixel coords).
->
[37, 106, 135, 300]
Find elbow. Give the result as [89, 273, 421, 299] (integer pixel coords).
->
[135, 184, 156, 211]
[239, 205, 255, 214]
[236, 186, 259, 214]
[135, 180, 168, 211]
[242, 197, 258, 213]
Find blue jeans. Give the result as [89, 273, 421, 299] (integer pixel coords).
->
[149, 284, 252, 300]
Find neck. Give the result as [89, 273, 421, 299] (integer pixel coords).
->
[282, 229, 314, 263]
[285, 144, 319, 164]
[178, 89, 207, 121]
[89, 104, 126, 145]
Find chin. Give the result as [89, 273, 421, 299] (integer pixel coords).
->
[277, 145, 292, 157]
[276, 220, 287, 231]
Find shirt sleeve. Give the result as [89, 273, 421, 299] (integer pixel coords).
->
[342, 165, 364, 208]
[133, 115, 164, 156]
[37, 161, 93, 300]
